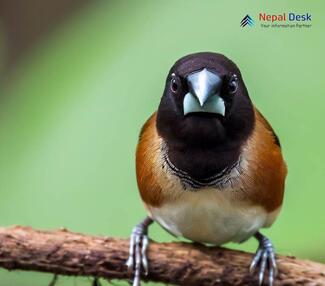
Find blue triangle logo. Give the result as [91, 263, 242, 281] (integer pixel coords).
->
[241, 15, 254, 27]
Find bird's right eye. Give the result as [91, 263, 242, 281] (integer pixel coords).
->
[170, 74, 180, 94]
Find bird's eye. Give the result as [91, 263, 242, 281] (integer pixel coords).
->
[170, 73, 180, 94]
[228, 74, 238, 94]
[171, 79, 178, 93]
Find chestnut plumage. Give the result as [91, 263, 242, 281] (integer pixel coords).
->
[127, 52, 287, 286]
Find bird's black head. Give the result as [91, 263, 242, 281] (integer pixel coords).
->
[157, 52, 255, 150]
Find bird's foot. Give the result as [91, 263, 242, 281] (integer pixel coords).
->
[250, 232, 277, 286]
[126, 217, 153, 286]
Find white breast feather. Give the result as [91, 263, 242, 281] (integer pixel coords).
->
[148, 188, 279, 245]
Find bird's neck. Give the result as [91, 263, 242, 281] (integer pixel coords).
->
[162, 140, 241, 181]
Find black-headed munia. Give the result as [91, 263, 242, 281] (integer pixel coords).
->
[126, 52, 287, 286]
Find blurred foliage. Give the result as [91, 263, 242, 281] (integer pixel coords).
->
[0, 0, 324, 285]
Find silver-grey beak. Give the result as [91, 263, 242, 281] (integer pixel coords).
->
[183, 68, 225, 116]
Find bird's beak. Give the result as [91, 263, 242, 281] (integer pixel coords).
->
[183, 68, 225, 116]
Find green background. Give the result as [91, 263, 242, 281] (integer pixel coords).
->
[0, 1, 324, 285]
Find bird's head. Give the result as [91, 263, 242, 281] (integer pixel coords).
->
[157, 52, 255, 148]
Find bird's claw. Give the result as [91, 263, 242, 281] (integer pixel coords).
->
[126, 222, 150, 286]
[250, 236, 277, 286]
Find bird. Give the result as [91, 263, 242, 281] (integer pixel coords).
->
[126, 52, 287, 286]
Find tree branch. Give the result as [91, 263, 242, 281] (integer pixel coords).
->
[0, 226, 324, 285]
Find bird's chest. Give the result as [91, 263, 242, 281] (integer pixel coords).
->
[146, 188, 268, 245]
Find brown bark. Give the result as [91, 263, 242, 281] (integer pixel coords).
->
[0, 226, 324, 285]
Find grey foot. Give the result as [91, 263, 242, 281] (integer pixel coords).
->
[250, 232, 277, 286]
[126, 217, 153, 286]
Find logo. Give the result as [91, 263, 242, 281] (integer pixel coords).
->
[240, 15, 254, 27]
[240, 13, 312, 29]
[259, 13, 311, 22]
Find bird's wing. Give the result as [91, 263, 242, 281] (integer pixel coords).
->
[240, 108, 287, 214]
[136, 112, 165, 207]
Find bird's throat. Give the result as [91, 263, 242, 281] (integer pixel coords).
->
[161, 141, 242, 189]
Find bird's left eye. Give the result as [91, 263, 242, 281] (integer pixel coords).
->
[228, 74, 238, 94]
